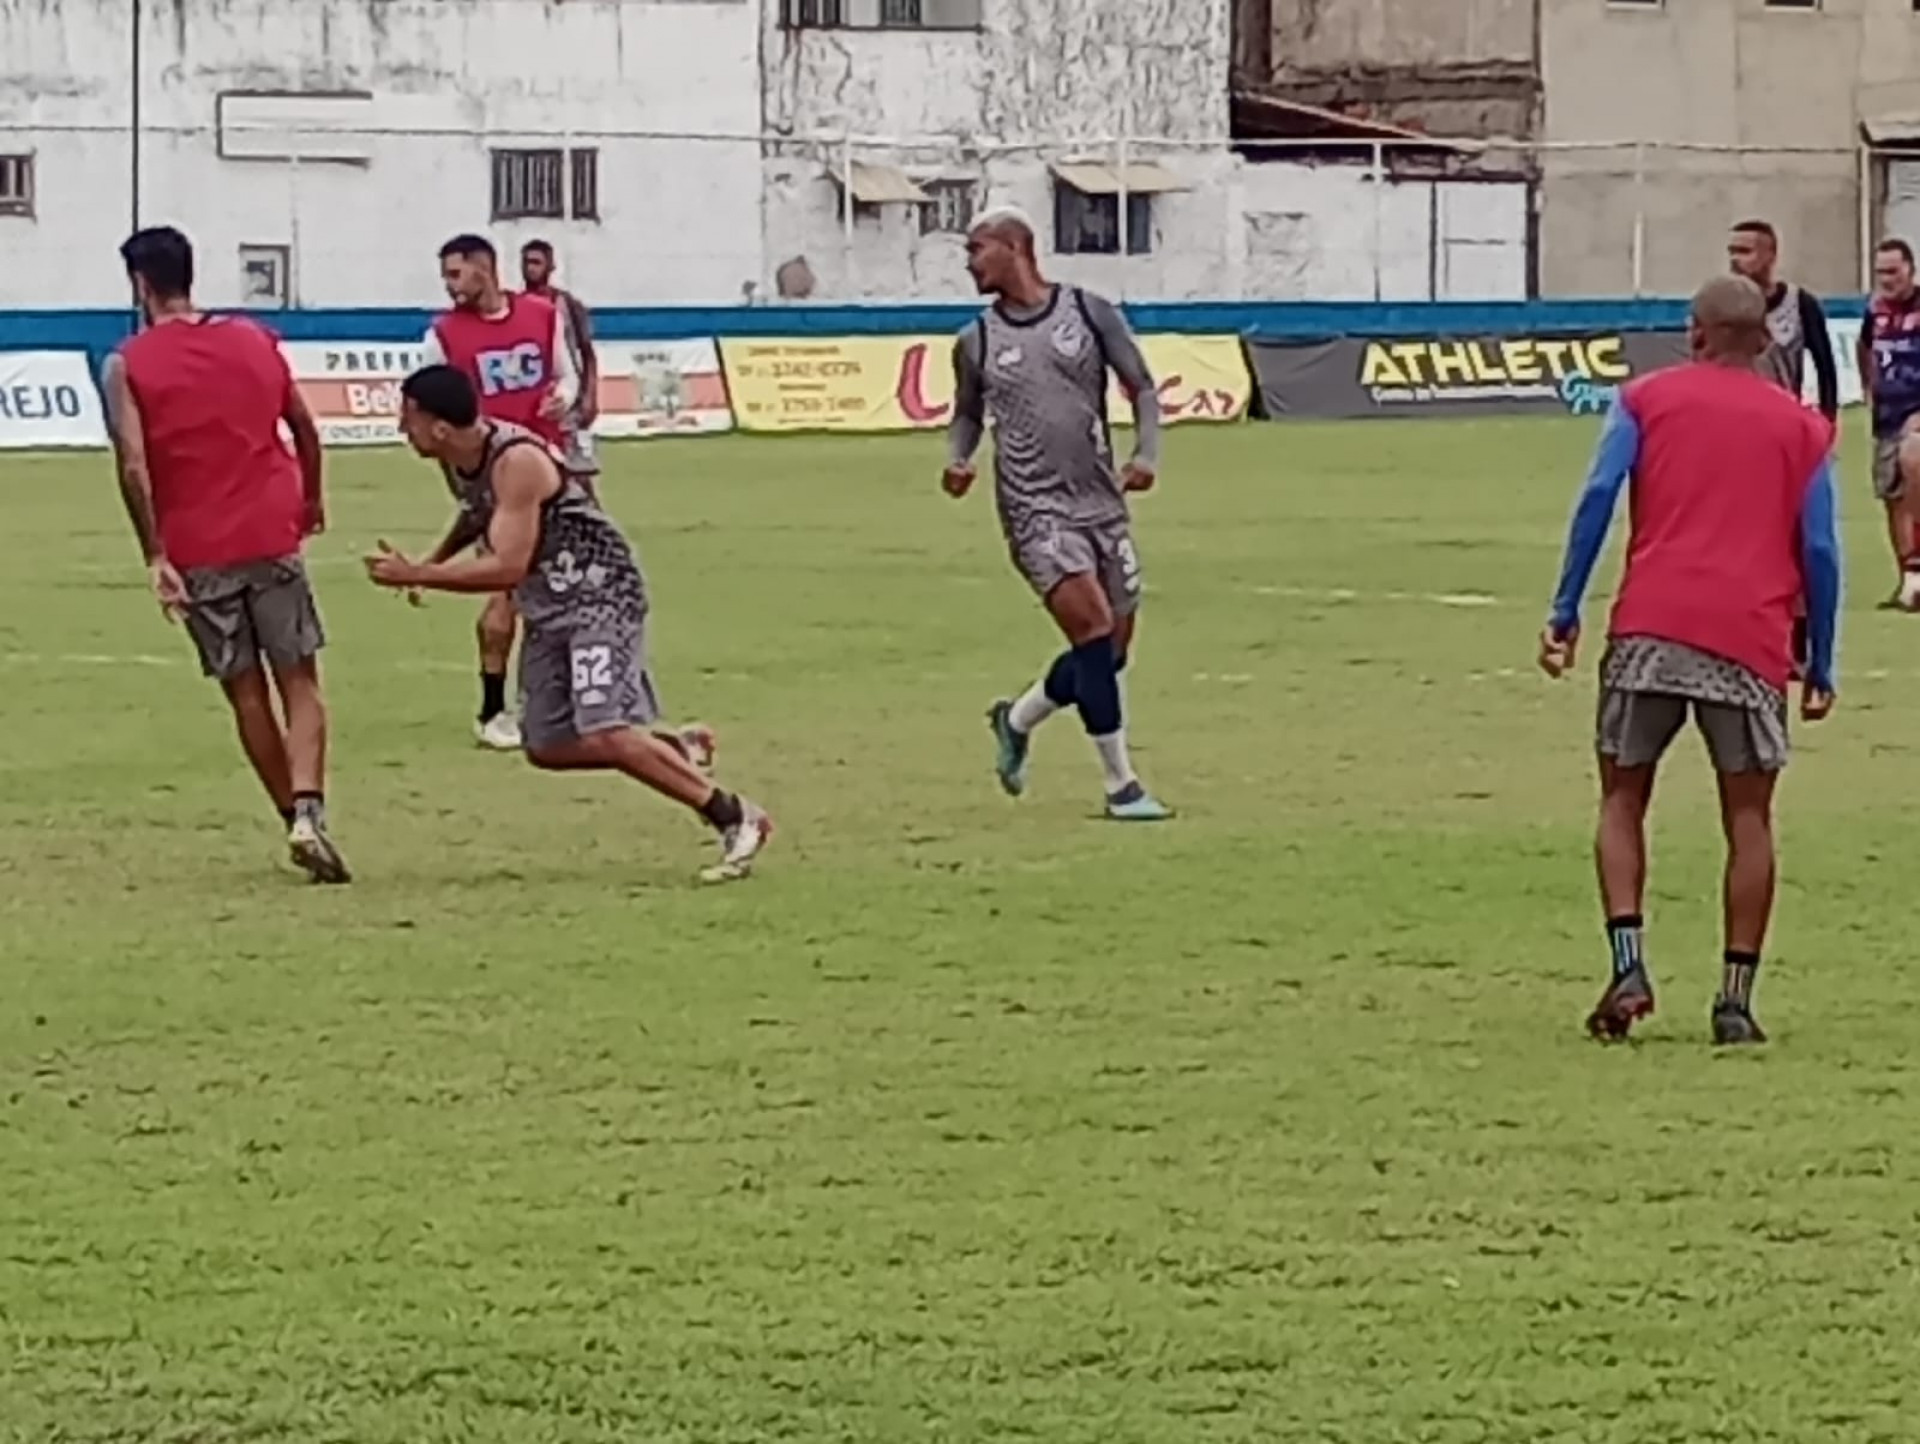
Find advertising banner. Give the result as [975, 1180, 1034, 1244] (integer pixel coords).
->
[0, 350, 108, 449]
[283, 338, 734, 446]
[720, 334, 1252, 434]
[1248, 332, 1691, 420]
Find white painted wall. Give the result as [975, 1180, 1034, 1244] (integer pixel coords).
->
[0, 0, 763, 309]
[759, 0, 1245, 301]
[1234, 162, 1527, 302]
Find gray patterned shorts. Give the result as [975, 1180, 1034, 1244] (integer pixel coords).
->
[1007, 516, 1143, 618]
[518, 611, 661, 751]
[1596, 637, 1788, 775]
[182, 555, 325, 682]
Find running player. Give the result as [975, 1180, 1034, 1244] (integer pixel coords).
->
[420, 234, 576, 751]
[367, 365, 771, 883]
[520, 239, 601, 481]
[1541, 276, 1840, 1046]
[945, 209, 1171, 821]
[103, 225, 350, 883]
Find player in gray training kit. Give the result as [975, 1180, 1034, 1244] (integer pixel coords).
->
[944, 208, 1172, 821]
[371, 364, 773, 884]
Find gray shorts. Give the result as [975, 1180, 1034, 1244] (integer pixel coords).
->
[182, 556, 324, 682]
[1873, 434, 1905, 501]
[563, 425, 600, 480]
[1596, 686, 1790, 775]
[1008, 517, 1142, 618]
[518, 612, 661, 750]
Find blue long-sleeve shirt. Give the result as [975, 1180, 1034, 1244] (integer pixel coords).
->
[1548, 401, 1842, 693]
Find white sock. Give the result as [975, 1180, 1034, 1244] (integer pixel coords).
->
[1092, 730, 1137, 793]
[1008, 681, 1061, 735]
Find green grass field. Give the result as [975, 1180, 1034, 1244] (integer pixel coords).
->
[3, 417, 1917, 1443]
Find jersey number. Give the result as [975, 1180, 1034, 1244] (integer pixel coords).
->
[1114, 536, 1142, 595]
[571, 645, 614, 695]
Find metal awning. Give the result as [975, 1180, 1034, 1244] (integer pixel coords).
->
[1049, 160, 1189, 196]
[834, 161, 931, 204]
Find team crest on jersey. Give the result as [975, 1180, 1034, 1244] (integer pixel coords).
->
[1050, 322, 1084, 358]
[994, 345, 1023, 369]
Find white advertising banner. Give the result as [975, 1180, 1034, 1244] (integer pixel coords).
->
[0, 351, 108, 449]
[283, 338, 735, 446]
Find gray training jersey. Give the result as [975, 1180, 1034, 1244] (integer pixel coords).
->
[965, 287, 1130, 532]
[446, 420, 646, 630]
[1759, 283, 1807, 395]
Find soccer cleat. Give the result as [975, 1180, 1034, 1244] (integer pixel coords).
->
[1710, 998, 1768, 1046]
[1104, 780, 1174, 822]
[677, 723, 718, 775]
[288, 817, 352, 885]
[985, 700, 1031, 797]
[698, 800, 774, 884]
[1585, 964, 1655, 1041]
[475, 712, 522, 751]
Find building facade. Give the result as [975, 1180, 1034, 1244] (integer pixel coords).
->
[0, 0, 766, 309]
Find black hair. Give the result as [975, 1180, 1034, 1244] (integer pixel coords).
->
[1731, 219, 1777, 245]
[401, 365, 480, 427]
[1878, 237, 1916, 267]
[120, 226, 195, 298]
[438, 233, 496, 263]
[521, 239, 554, 258]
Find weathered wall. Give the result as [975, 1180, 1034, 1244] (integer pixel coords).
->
[1538, 0, 1906, 296]
[1269, 0, 1534, 69]
[760, 0, 1245, 300]
[0, 0, 763, 308]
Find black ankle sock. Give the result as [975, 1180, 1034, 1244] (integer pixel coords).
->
[1605, 914, 1645, 979]
[1720, 949, 1760, 1008]
[699, 789, 744, 831]
[479, 671, 507, 722]
[277, 805, 296, 826]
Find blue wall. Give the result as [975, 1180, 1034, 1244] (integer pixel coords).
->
[0, 296, 1867, 368]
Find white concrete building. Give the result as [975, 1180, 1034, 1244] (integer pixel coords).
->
[0, 0, 1525, 308]
[0, 0, 765, 309]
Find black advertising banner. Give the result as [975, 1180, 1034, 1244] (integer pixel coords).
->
[1247, 332, 1691, 420]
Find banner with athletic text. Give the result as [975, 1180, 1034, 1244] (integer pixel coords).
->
[1247, 331, 1692, 420]
[719, 334, 1252, 434]
[283, 338, 735, 446]
[0, 350, 108, 449]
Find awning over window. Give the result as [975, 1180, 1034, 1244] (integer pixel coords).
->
[834, 161, 931, 204]
[1049, 161, 1188, 195]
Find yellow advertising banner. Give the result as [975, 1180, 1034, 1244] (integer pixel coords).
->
[719, 333, 1251, 434]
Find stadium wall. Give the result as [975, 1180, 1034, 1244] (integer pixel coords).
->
[0, 297, 1865, 452]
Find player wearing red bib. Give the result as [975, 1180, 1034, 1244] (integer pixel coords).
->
[102, 226, 350, 883]
[420, 234, 578, 751]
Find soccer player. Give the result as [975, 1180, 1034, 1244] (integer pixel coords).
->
[420, 234, 578, 751]
[1728, 219, 1838, 420]
[1859, 239, 1920, 606]
[367, 366, 771, 883]
[520, 239, 601, 481]
[102, 225, 350, 883]
[1541, 276, 1841, 1047]
[945, 209, 1171, 821]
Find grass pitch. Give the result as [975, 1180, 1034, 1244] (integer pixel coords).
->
[2, 418, 1915, 1443]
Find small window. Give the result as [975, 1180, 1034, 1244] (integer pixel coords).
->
[919, 180, 978, 236]
[780, 0, 980, 29]
[0, 153, 34, 218]
[239, 243, 290, 308]
[1605, 0, 1662, 8]
[491, 147, 598, 222]
[1054, 186, 1153, 257]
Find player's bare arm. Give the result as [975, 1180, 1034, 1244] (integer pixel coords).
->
[426, 506, 488, 565]
[1085, 294, 1162, 488]
[541, 308, 580, 422]
[102, 351, 185, 616]
[569, 294, 600, 425]
[282, 385, 326, 535]
[368, 449, 553, 594]
[943, 331, 984, 497]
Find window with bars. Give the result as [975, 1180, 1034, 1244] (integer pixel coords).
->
[780, 0, 980, 29]
[491, 148, 599, 222]
[0, 154, 34, 217]
[918, 180, 978, 236]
